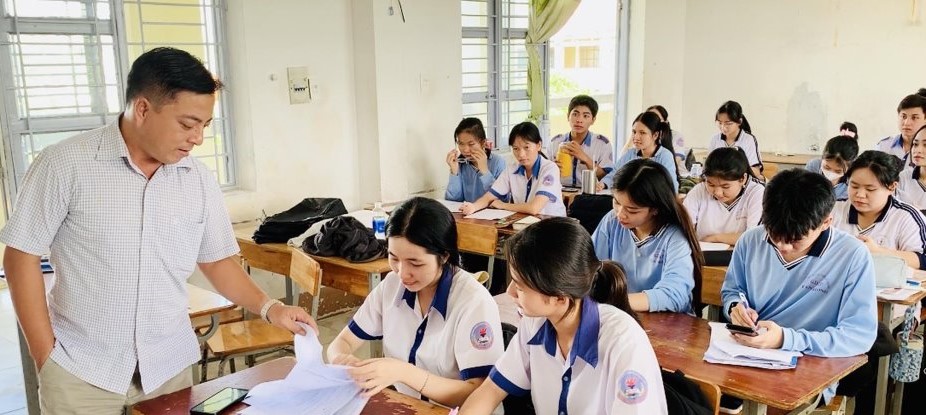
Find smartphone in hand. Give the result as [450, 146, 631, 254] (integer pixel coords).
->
[190, 387, 249, 415]
[725, 323, 759, 337]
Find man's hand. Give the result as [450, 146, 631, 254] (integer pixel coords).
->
[266, 304, 318, 336]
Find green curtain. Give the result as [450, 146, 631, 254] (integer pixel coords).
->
[526, 0, 581, 122]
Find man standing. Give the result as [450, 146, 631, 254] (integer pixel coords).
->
[1, 47, 315, 414]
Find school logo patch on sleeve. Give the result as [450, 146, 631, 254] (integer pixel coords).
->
[542, 174, 554, 186]
[617, 370, 648, 404]
[469, 321, 494, 350]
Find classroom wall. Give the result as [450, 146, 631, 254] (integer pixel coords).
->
[638, 0, 926, 155]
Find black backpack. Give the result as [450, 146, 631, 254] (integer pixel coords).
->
[252, 198, 347, 244]
[302, 216, 386, 263]
[567, 194, 613, 235]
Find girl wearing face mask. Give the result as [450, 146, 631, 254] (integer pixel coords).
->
[831, 151, 926, 270]
[805, 136, 860, 201]
[446, 118, 507, 203]
[327, 197, 504, 409]
[683, 147, 764, 246]
[461, 122, 567, 216]
[708, 100, 763, 179]
[896, 126, 926, 210]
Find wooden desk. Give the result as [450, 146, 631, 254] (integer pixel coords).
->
[131, 357, 449, 415]
[641, 312, 866, 415]
[232, 222, 391, 301]
[693, 149, 815, 170]
[187, 284, 235, 343]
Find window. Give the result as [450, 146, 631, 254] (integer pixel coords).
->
[461, 0, 543, 148]
[0, 0, 233, 198]
[578, 45, 598, 68]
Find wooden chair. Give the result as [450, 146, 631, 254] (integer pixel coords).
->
[701, 266, 726, 321]
[686, 374, 721, 415]
[456, 221, 499, 288]
[762, 162, 780, 181]
[203, 249, 323, 380]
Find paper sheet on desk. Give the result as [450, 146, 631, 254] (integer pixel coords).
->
[438, 200, 464, 212]
[703, 322, 801, 370]
[464, 208, 515, 220]
[699, 241, 731, 251]
[241, 323, 368, 415]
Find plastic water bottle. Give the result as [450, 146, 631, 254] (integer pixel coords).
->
[372, 202, 387, 239]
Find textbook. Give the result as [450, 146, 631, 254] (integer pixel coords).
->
[511, 215, 541, 231]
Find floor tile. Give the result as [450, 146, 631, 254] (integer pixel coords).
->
[0, 366, 25, 414]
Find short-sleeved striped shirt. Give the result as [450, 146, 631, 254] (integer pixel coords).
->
[0, 120, 239, 394]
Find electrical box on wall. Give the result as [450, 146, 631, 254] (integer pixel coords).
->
[287, 66, 311, 104]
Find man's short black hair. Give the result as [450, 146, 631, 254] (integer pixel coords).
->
[568, 95, 599, 117]
[762, 169, 835, 243]
[125, 47, 223, 105]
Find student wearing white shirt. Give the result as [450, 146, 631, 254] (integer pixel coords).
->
[875, 89, 926, 167]
[459, 217, 668, 415]
[647, 104, 689, 175]
[896, 126, 926, 210]
[832, 150, 926, 270]
[461, 122, 567, 217]
[804, 136, 859, 201]
[548, 95, 614, 186]
[445, 118, 507, 203]
[592, 159, 704, 313]
[683, 147, 764, 246]
[722, 169, 877, 404]
[327, 197, 504, 408]
[601, 111, 679, 192]
[708, 100, 763, 178]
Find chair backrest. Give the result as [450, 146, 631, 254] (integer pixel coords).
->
[762, 162, 779, 181]
[457, 221, 498, 256]
[238, 241, 291, 275]
[289, 248, 323, 297]
[700, 266, 725, 308]
[686, 375, 721, 415]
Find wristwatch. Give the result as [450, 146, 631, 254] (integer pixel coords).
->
[260, 299, 283, 323]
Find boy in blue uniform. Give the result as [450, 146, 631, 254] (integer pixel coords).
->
[721, 169, 877, 403]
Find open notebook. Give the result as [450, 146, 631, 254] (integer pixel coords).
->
[704, 322, 801, 370]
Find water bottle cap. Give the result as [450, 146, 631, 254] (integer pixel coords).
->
[374, 201, 383, 208]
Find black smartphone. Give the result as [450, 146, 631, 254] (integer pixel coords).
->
[456, 148, 491, 164]
[726, 323, 759, 337]
[190, 387, 249, 415]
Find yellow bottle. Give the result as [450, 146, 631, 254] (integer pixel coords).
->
[557, 143, 573, 178]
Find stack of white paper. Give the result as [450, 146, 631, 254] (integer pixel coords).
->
[241, 324, 368, 415]
[464, 209, 515, 220]
[699, 241, 731, 251]
[703, 322, 802, 370]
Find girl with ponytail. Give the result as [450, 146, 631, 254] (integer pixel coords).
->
[458, 217, 667, 415]
[602, 111, 679, 192]
[709, 100, 764, 178]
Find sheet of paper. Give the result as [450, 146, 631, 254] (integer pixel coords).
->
[699, 241, 731, 251]
[464, 208, 515, 220]
[703, 322, 801, 370]
[877, 287, 924, 301]
[438, 199, 464, 212]
[242, 323, 368, 415]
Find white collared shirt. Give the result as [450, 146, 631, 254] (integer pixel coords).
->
[548, 131, 615, 187]
[489, 155, 567, 216]
[708, 131, 763, 168]
[348, 267, 504, 398]
[0, 121, 239, 394]
[875, 134, 913, 167]
[896, 167, 926, 210]
[831, 198, 926, 269]
[489, 298, 667, 414]
[683, 178, 765, 240]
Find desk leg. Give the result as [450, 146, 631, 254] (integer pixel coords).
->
[742, 400, 767, 415]
[368, 272, 383, 358]
[875, 304, 893, 415]
[18, 323, 39, 415]
[891, 382, 904, 415]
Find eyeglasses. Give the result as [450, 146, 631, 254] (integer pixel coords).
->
[716, 121, 737, 128]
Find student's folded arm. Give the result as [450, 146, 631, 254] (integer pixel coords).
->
[644, 236, 695, 312]
[780, 252, 878, 357]
[459, 379, 508, 415]
[894, 219, 926, 270]
[720, 240, 751, 321]
[445, 174, 464, 202]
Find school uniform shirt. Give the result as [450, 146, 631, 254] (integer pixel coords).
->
[672, 129, 688, 160]
[489, 298, 668, 415]
[348, 266, 504, 398]
[603, 146, 679, 192]
[683, 178, 764, 241]
[488, 155, 567, 216]
[804, 158, 848, 201]
[591, 214, 695, 313]
[831, 197, 926, 269]
[548, 131, 615, 187]
[895, 167, 926, 210]
[721, 227, 877, 401]
[875, 134, 913, 167]
[445, 152, 507, 203]
[708, 131, 763, 170]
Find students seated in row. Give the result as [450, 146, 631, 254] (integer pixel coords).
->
[831, 150, 926, 270]
[647, 104, 689, 175]
[804, 136, 859, 201]
[460, 217, 668, 415]
[446, 118, 506, 203]
[548, 95, 614, 187]
[708, 100, 763, 178]
[592, 159, 703, 313]
[721, 169, 877, 403]
[683, 147, 764, 246]
[327, 197, 503, 408]
[875, 89, 926, 167]
[839, 121, 859, 140]
[601, 111, 679, 192]
[897, 126, 926, 210]
[461, 122, 567, 216]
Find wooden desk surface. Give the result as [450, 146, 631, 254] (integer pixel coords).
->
[693, 148, 815, 166]
[131, 357, 449, 415]
[187, 283, 234, 319]
[640, 312, 866, 411]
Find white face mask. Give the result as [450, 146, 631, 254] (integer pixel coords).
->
[822, 169, 842, 183]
